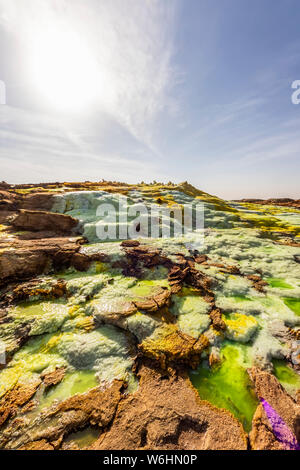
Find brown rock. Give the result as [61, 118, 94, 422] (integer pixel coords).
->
[0, 182, 10, 190]
[168, 266, 188, 292]
[0, 380, 41, 427]
[41, 367, 66, 389]
[133, 286, 171, 312]
[1, 381, 123, 449]
[167, 260, 215, 300]
[0, 190, 19, 203]
[123, 245, 170, 272]
[92, 299, 138, 327]
[249, 404, 286, 450]
[20, 193, 55, 211]
[209, 349, 221, 368]
[248, 367, 300, 450]
[19, 440, 54, 451]
[209, 308, 226, 331]
[247, 275, 262, 282]
[4, 278, 67, 303]
[15, 231, 66, 240]
[277, 239, 300, 248]
[12, 209, 78, 234]
[254, 280, 268, 292]
[236, 198, 300, 210]
[0, 210, 17, 224]
[0, 237, 83, 286]
[208, 262, 240, 275]
[0, 199, 17, 211]
[54, 382, 122, 425]
[152, 287, 171, 308]
[70, 252, 92, 271]
[134, 298, 158, 312]
[139, 325, 209, 370]
[121, 240, 140, 247]
[194, 254, 208, 264]
[94, 363, 247, 450]
[185, 267, 214, 299]
[69, 252, 109, 273]
[0, 249, 50, 286]
[247, 275, 268, 292]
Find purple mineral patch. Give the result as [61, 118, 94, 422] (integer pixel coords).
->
[260, 397, 300, 451]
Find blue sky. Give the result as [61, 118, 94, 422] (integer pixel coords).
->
[0, 0, 299, 199]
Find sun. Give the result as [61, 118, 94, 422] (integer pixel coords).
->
[31, 30, 99, 112]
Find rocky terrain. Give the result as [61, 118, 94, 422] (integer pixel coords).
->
[236, 198, 300, 211]
[0, 181, 299, 450]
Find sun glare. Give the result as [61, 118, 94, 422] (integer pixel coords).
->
[31, 31, 99, 112]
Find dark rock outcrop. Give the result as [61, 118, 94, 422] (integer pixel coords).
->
[237, 198, 300, 210]
[209, 308, 226, 331]
[0, 236, 84, 286]
[12, 209, 78, 234]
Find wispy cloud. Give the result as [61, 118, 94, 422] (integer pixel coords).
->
[1, 0, 299, 197]
[0, 0, 178, 151]
[0, 105, 157, 183]
[230, 132, 300, 165]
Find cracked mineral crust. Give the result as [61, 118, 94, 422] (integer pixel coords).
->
[0, 181, 299, 450]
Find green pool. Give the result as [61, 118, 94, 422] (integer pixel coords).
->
[189, 343, 258, 432]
